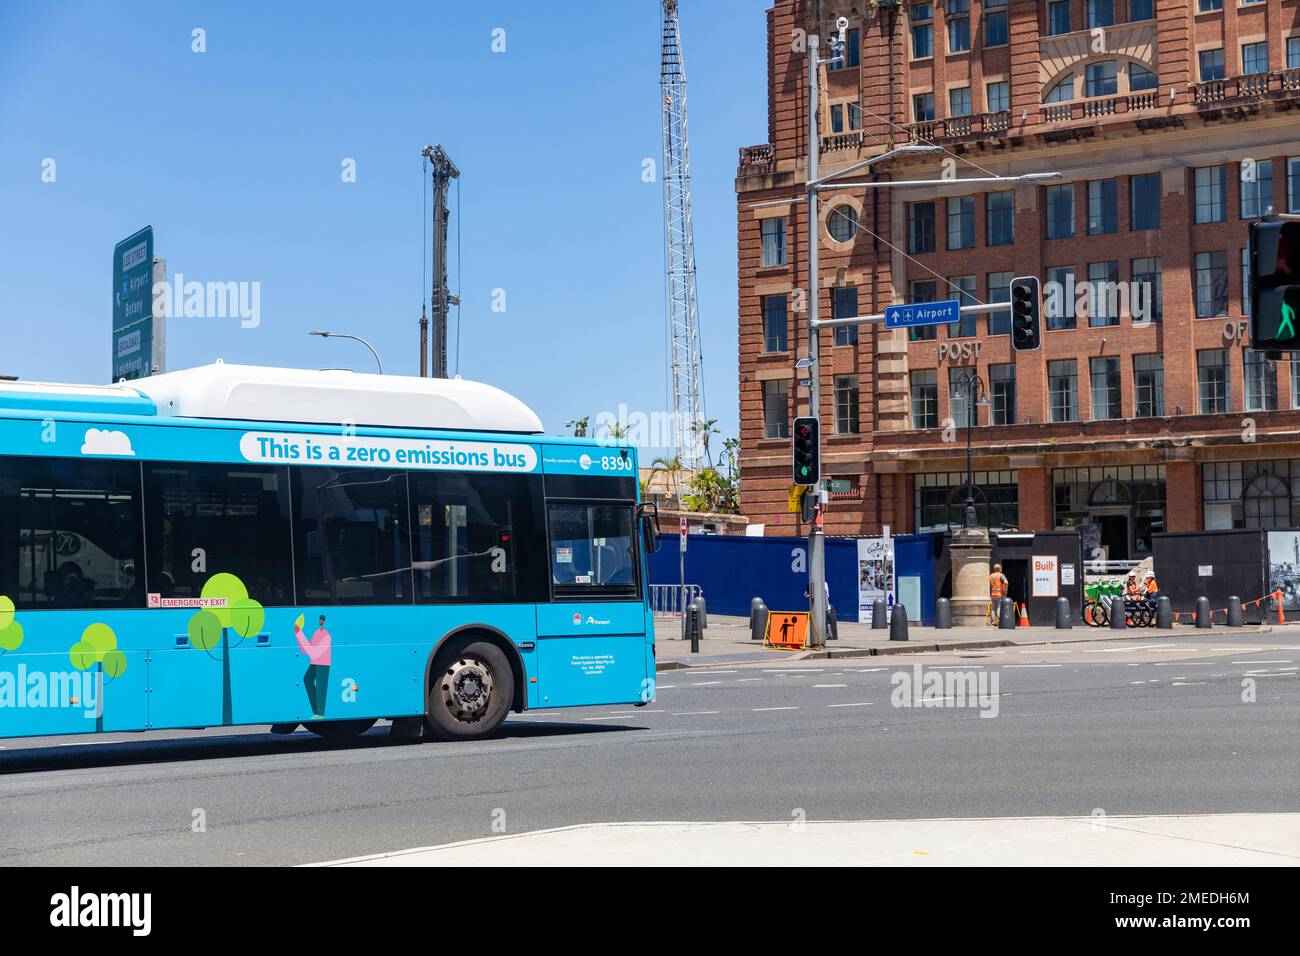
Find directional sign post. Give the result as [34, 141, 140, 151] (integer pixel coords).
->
[883, 298, 961, 331]
[112, 226, 164, 382]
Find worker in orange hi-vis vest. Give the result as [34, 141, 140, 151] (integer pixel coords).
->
[988, 564, 1008, 602]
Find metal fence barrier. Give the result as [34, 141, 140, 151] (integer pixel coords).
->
[651, 584, 703, 617]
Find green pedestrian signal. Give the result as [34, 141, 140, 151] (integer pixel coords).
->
[1248, 221, 1300, 350]
[792, 417, 820, 486]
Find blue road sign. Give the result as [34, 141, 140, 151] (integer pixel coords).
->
[884, 298, 961, 330]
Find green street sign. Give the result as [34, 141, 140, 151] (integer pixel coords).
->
[112, 226, 156, 382]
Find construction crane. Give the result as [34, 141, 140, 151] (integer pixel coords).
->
[420, 144, 459, 378]
[660, 0, 706, 467]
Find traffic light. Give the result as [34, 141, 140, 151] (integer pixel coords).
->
[792, 416, 820, 486]
[1249, 221, 1300, 351]
[1010, 275, 1041, 352]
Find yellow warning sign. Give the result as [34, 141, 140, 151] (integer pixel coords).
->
[763, 611, 809, 650]
[787, 485, 805, 514]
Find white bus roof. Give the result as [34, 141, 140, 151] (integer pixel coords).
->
[129, 363, 545, 433]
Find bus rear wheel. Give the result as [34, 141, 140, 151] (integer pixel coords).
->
[304, 718, 376, 739]
[425, 640, 514, 741]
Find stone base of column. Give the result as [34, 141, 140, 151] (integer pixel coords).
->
[949, 527, 993, 626]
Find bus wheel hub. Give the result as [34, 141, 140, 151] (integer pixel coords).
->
[444, 660, 492, 720]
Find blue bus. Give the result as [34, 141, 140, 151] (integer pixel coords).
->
[0, 363, 661, 743]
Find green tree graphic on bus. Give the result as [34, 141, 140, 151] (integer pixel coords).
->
[185, 573, 265, 726]
[68, 622, 127, 733]
[0, 596, 24, 656]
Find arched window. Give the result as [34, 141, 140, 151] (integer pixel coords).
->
[1089, 479, 1133, 506]
[1244, 473, 1291, 529]
[828, 205, 858, 242]
[1044, 75, 1075, 103]
[1129, 63, 1158, 92]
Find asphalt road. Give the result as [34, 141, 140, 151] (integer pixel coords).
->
[1, 634, 1296, 865]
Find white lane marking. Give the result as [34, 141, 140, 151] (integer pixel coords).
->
[828, 702, 874, 708]
[691, 681, 723, 686]
[58, 741, 120, 747]
[670, 710, 719, 716]
[583, 715, 637, 721]
[1154, 662, 1212, 666]
[1006, 664, 1062, 668]
[737, 678, 764, 682]
[1232, 660, 1293, 664]
[752, 706, 798, 712]
[610, 709, 663, 714]
[812, 684, 848, 688]
[1172, 681, 1207, 686]
[932, 665, 985, 669]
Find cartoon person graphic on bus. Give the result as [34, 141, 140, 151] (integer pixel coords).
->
[293, 613, 332, 719]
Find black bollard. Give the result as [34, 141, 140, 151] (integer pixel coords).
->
[693, 594, 708, 630]
[871, 599, 888, 630]
[827, 605, 838, 641]
[1226, 597, 1243, 628]
[688, 603, 701, 654]
[1110, 594, 1127, 629]
[999, 596, 1016, 630]
[1195, 595, 1212, 629]
[1156, 595, 1173, 629]
[889, 604, 909, 641]
[936, 597, 953, 629]
[750, 599, 768, 642]
[1055, 596, 1072, 629]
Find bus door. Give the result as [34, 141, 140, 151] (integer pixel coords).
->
[534, 500, 649, 708]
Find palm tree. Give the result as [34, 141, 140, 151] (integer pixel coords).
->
[648, 455, 684, 505]
[571, 416, 590, 437]
[690, 418, 719, 467]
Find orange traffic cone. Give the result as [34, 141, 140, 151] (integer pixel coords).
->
[1018, 602, 1030, 628]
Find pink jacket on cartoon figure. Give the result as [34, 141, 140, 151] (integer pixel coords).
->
[294, 624, 332, 666]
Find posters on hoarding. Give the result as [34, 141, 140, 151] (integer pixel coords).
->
[857, 537, 895, 624]
[1031, 554, 1059, 597]
[1267, 530, 1300, 611]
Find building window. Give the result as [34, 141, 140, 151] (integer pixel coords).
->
[914, 92, 935, 122]
[830, 104, 844, 133]
[1045, 266, 1077, 329]
[1129, 63, 1158, 91]
[950, 275, 977, 336]
[1245, 350, 1279, 412]
[1045, 75, 1075, 103]
[1194, 166, 1225, 223]
[1134, 354, 1164, 417]
[949, 367, 973, 427]
[947, 0, 970, 54]
[1046, 184, 1075, 239]
[763, 379, 789, 438]
[1087, 0, 1113, 29]
[1197, 349, 1230, 413]
[833, 286, 859, 346]
[1131, 257, 1163, 323]
[761, 217, 786, 266]
[1242, 42, 1268, 76]
[828, 204, 858, 242]
[1288, 157, 1300, 214]
[1090, 356, 1122, 420]
[985, 0, 1008, 47]
[1049, 360, 1079, 422]
[988, 271, 1012, 333]
[1241, 160, 1274, 219]
[909, 201, 936, 253]
[911, 370, 938, 429]
[762, 294, 788, 352]
[1195, 251, 1229, 318]
[1292, 355, 1300, 408]
[1087, 178, 1118, 234]
[1087, 260, 1120, 327]
[949, 87, 972, 117]
[834, 27, 861, 68]
[1085, 60, 1117, 97]
[909, 280, 938, 341]
[1198, 0, 1222, 10]
[912, 3, 934, 58]
[986, 191, 1014, 246]
[915, 470, 1019, 532]
[1048, 0, 1071, 36]
[1242, 247, 1251, 317]
[1203, 460, 1300, 530]
[834, 375, 860, 434]
[1289, 36, 1300, 70]
[1199, 48, 1225, 82]
[1130, 172, 1160, 230]
[1054, 465, 1166, 556]
[990, 363, 1016, 425]
[1130, 0, 1153, 20]
[947, 196, 975, 250]
[986, 80, 1010, 113]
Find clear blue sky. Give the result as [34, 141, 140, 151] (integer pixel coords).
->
[0, 0, 768, 452]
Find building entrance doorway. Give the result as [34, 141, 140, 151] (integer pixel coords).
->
[1096, 513, 1130, 562]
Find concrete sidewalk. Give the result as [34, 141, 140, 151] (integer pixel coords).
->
[318, 813, 1300, 867]
[653, 614, 1278, 668]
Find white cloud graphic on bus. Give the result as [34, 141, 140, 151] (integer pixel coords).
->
[80, 428, 135, 457]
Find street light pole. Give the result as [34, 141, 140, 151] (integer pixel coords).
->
[309, 331, 384, 374]
[953, 370, 986, 530]
[804, 31, 829, 649]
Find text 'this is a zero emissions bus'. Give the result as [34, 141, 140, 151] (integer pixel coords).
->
[0, 363, 661, 743]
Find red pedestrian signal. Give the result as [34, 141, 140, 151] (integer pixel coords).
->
[792, 416, 820, 486]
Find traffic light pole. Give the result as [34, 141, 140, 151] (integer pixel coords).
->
[805, 34, 828, 649]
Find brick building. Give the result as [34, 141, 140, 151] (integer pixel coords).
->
[736, 0, 1300, 562]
